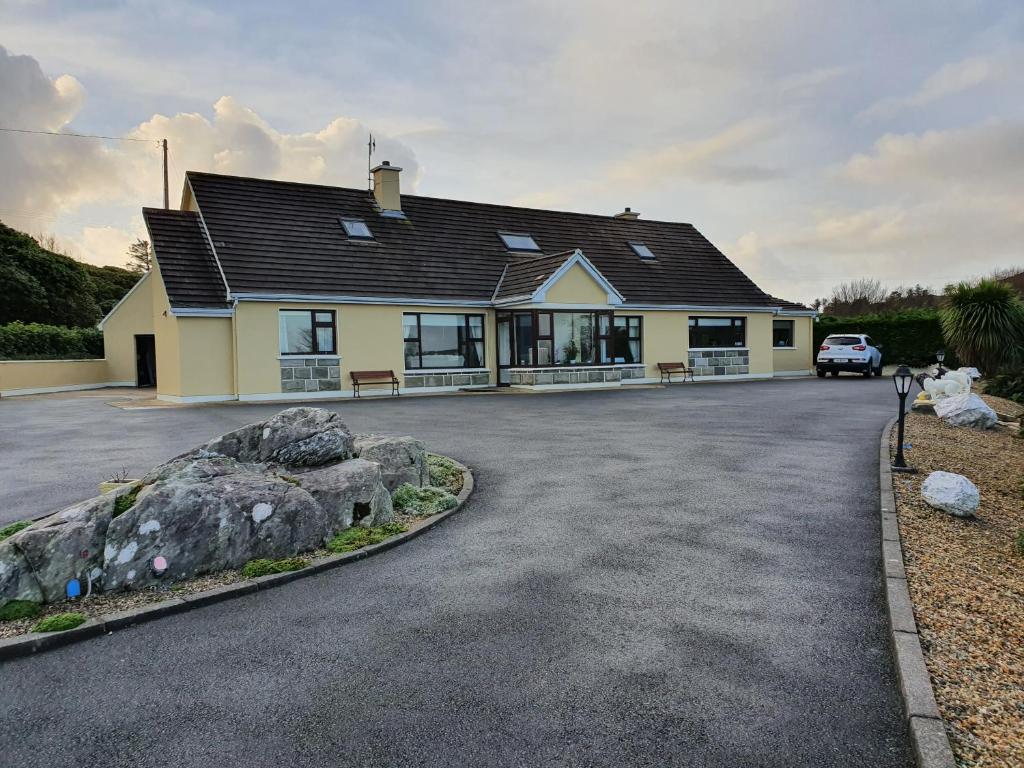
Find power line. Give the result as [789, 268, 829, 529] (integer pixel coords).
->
[0, 126, 156, 143]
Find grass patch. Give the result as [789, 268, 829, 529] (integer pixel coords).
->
[112, 488, 139, 518]
[326, 522, 408, 553]
[241, 557, 309, 578]
[392, 483, 458, 516]
[0, 600, 41, 621]
[427, 454, 463, 494]
[33, 612, 86, 632]
[278, 474, 301, 486]
[0, 519, 31, 541]
[1015, 530, 1024, 557]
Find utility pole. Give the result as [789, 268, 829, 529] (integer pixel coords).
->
[162, 138, 169, 209]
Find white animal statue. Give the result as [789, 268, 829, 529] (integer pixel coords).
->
[923, 370, 972, 401]
[955, 366, 981, 380]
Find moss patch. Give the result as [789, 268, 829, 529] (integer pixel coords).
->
[427, 454, 463, 495]
[112, 488, 139, 518]
[0, 519, 31, 541]
[33, 612, 86, 632]
[392, 483, 458, 516]
[241, 557, 309, 578]
[0, 600, 42, 622]
[326, 522, 408, 553]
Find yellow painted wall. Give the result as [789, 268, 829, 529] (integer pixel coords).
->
[543, 264, 609, 304]
[102, 271, 154, 385]
[178, 317, 235, 396]
[234, 301, 497, 395]
[151, 264, 183, 398]
[0, 359, 112, 395]
[772, 316, 814, 372]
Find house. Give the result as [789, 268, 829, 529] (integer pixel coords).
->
[99, 163, 815, 402]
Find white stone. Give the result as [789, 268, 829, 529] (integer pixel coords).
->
[933, 392, 997, 429]
[252, 502, 274, 523]
[921, 471, 979, 517]
[116, 541, 139, 564]
[138, 519, 161, 534]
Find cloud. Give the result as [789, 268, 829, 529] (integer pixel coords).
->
[607, 118, 785, 186]
[0, 47, 420, 266]
[859, 53, 1011, 120]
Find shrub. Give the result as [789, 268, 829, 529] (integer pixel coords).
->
[814, 310, 956, 368]
[392, 484, 458, 516]
[241, 557, 309, 578]
[983, 371, 1024, 404]
[941, 280, 1024, 376]
[112, 488, 140, 518]
[0, 321, 103, 360]
[326, 522, 408, 553]
[33, 612, 86, 632]
[427, 454, 463, 495]
[0, 600, 41, 621]
[0, 519, 32, 541]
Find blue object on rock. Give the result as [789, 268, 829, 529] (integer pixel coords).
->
[66, 578, 82, 599]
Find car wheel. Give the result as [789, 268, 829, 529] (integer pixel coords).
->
[830, 371, 839, 377]
[874, 364, 883, 376]
[863, 365, 872, 378]
[817, 369, 826, 378]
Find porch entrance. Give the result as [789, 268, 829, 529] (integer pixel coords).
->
[135, 334, 156, 388]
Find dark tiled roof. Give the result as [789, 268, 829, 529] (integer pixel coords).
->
[179, 171, 803, 308]
[494, 251, 578, 300]
[142, 208, 228, 308]
[769, 296, 814, 312]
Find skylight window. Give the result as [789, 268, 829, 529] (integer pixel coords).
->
[340, 218, 374, 240]
[498, 232, 540, 251]
[629, 242, 656, 260]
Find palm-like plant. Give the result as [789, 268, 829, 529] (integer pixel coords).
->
[941, 280, 1024, 376]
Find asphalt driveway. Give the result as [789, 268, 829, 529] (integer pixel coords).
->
[0, 379, 912, 767]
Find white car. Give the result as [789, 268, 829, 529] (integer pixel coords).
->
[816, 333, 883, 378]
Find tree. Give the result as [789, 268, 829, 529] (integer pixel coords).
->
[823, 278, 887, 316]
[0, 222, 100, 326]
[940, 280, 1024, 376]
[82, 263, 142, 315]
[125, 238, 152, 273]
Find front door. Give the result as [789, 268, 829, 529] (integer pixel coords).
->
[135, 334, 156, 388]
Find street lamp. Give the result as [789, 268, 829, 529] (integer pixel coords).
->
[892, 364, 916, 473]
[935, 349, 947, 378]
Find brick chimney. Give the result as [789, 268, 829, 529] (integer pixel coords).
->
[371, 161, 402, 212]
[614, 206, 640, 220]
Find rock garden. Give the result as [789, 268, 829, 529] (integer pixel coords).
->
[0, 407, 468, 640]
[890, 382, 1023, 766]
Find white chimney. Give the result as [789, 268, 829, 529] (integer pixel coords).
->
[371, 161, 403, 212]
[613, 206, 640, 220]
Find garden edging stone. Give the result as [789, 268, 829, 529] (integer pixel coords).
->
[879, 417, 956, 768]
[0, 461, 473, 662]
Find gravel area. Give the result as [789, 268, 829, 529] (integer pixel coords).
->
[890, 411, 1023, 766]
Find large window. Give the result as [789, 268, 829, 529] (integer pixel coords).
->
[773, 319, 795, 347]
[279, 310, 336, 355]
[688, 317, 746, 349]
[403, 313, 484, 369]
[613, 316, 642, 363]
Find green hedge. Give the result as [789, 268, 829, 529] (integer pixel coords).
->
[814, 310, 958, 368]
[0, 322, 103, 360]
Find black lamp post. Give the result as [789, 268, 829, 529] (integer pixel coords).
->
[892, 364, 916, 473]
[935, 349, 946, 378]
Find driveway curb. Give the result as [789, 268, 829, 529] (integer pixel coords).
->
[0, 461, 474, 663]
[879, 418, 956, 768]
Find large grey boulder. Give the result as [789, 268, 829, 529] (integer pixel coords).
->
[142, 455, 263, 485]
[294, 458, 394, 530]
[12, 494, 114, 602]
[258, 407, 352, 465]
[0, 539, 43, 607]
[934, 393, 997, 429]
[921, 471, 979, 518]
[103, 471, 326, 591]
[354, 435, 428, 491]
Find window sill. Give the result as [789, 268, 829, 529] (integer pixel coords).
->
[507, 363, 644, 371]
[687, 347, 749, 352]
[278, 355, 341, 361]
[772, 347, 798, 350]
[404, 368, 490, 375]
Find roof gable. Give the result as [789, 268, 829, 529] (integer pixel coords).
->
[494, 249, 622, 305]
[142, 208, 229, 308]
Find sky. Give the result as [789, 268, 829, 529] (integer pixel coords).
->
[0, 0, 1022, 304]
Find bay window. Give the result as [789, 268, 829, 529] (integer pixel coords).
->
[403, 313, 484, 369]
[688, 317, 745, 348]
[499, 310, 642, 367]
[279, 310, 336, 355]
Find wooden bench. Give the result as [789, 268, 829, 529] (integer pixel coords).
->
[350, 370, 400, 398]
[658, 362, 694, 384]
